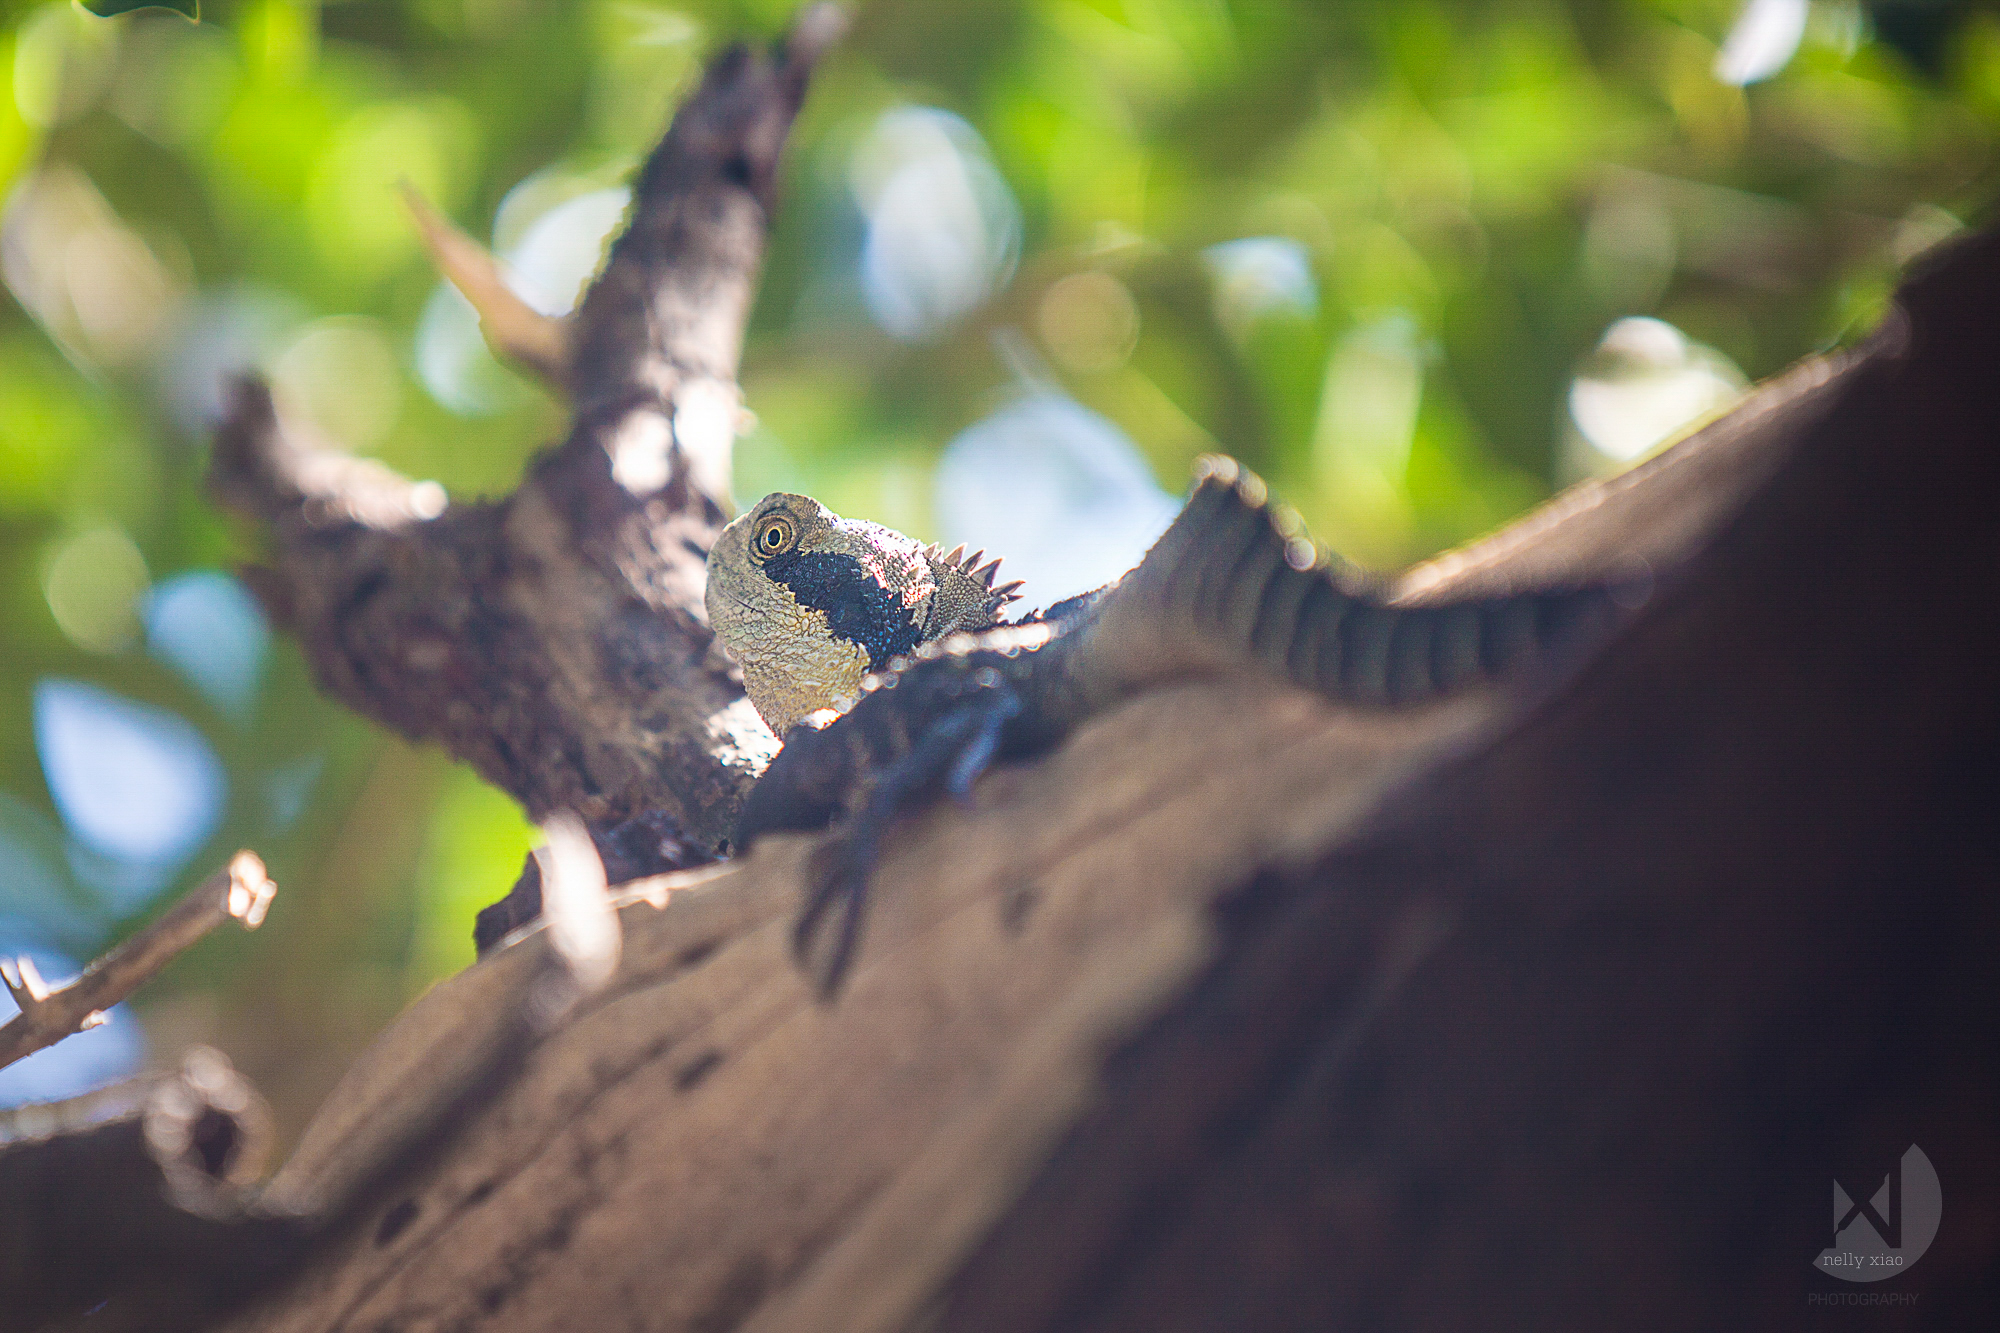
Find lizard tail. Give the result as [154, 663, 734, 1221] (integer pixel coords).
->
[1080, 456, 1626, 707]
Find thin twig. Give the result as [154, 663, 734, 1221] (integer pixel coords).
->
[402, 180, 571, 391]
[0, 851, 276, 1072]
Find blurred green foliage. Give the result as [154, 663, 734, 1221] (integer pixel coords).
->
[0, 0, 1993, 1133]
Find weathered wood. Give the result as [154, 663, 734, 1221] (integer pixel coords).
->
[198, 234, 1998, 1331]
[203, 681, 1490, 1333]
[28, 239, 1892, 1331]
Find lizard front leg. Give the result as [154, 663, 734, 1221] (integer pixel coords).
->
[735, 653, 1027, 995]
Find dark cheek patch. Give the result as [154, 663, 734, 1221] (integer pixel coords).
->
[766, 551, 924, 671]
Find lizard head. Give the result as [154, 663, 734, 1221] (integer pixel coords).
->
[706, 492, 1024, 734]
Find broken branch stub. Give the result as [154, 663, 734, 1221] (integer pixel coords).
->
[1, 1047, 286, 1329]
[207, 11, 848, 849]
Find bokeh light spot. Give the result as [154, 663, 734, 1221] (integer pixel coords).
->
[1714, 0, 1809, 87]
[852, 107, 1020, 341]
[507, 186, 631, 318]
[1567, 317, 1746, 471]
[271, 316, 403, 449]
[146, 571, 271, 724]
[418, 184, 630, 415]
[937, 393, 1178, 606]
[1204, 237, 1318, 334]
[2, 165, 181, 367]
[155, 286, 307, 434]
[1038, 271, 1139, 374]
[33, 679, 225, 902]
[43, 526, 149, 655]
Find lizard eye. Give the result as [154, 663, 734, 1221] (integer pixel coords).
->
[752, 514, 796, 561]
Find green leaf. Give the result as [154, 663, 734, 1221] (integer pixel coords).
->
[79, 0, 197, 21]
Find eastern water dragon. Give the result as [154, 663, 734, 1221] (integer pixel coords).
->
[706, 456, 1630, 991]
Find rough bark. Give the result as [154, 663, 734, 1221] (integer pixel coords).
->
[186, 233, 1989, 1332]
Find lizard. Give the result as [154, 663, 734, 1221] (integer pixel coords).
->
[473, 496, 1026, 958]
[707, 455, 1629, 991]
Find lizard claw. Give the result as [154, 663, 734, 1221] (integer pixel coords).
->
[946, 687, 1021, 802]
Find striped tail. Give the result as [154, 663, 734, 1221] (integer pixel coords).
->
[1074, 456, 1625, 708]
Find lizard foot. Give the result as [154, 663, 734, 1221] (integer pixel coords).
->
[790, 672, 1022, 997]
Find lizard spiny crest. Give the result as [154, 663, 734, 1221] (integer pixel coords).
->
[922, 540, 1025, 637]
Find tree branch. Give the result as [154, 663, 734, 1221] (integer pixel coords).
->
[935, 234, 2000, 1330]
[18, 229, 1997, 1327]
[206, 9, 844, 850]
[0, 851, 275, 1072]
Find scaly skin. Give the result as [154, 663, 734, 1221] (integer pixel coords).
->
[710, 457, 1628, 991]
